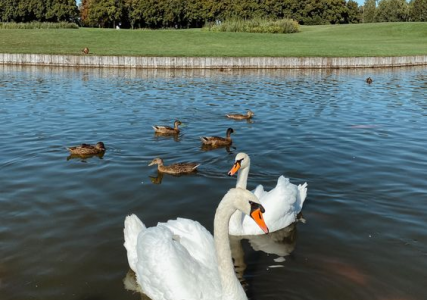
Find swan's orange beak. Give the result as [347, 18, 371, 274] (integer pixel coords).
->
[228, 161, 241, 176]
[250, 208, 269, 234]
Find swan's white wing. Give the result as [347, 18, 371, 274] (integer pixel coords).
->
[124, 214, 146, 273]
[252, 184, 265, 199]
[160, 218, 218, 269]
[136, 218, 222, 300]
[231, 176, 308, 235]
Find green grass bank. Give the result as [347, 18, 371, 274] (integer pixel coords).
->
[1, 23, 426, 57]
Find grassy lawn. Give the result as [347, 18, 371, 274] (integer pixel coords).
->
[1, 22, 426, 57]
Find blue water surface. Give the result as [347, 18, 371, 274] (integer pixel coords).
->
[0, 65, 426, 300]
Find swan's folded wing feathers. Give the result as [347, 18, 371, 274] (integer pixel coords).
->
[162, 218, 217, 269]
[297, 182, 308, 209]
[124, 214, 146, 273]
[136, 224, 221, 300]
[240, 176, 301, 234]
[252, 184, 265, 199]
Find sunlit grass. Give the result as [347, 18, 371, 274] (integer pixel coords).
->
[0, 23, 426, 57]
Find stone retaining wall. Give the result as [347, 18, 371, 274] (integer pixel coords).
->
[1, 53, 426, 69]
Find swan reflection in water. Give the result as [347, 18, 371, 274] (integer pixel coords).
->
[230, 223, 298, 289]
[123, 270, 151, 300]
[123, 223, 297, 298]
[66, 152, 105, 162]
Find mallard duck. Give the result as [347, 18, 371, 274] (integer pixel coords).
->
[81, 47, 89, 54]
[226, 110, 254, 120]
[67, 142, 106, 155]
[200, 128, 234, 147]
[152, 120, 182, 134]
[148, 157, 200, 175]
[366, 77, 373, 84]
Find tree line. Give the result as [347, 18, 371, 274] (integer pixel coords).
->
[0, 0, 426, 28]
[363, 0, 427, 22]
[0, 0, 79, 23]
[79, 0, 363, 28]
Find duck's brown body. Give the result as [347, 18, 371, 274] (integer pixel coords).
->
[201, 128, 234, 147]
[67, 142, 105, 155]
[148, 158, 200, 175]
[152, 120, 181, 134]
[226, 110, 254, 120]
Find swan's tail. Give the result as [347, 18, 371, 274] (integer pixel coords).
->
[297, 182, 308, 207]
[124, 214, 146, 273]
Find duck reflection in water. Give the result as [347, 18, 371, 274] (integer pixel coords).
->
[153, 131, 181, 142]
[230, 223, 298, 289]
[149, 171, 164, 184]
[66, 151, 105, 161]
[149, 169, 201, 185]
[200, 143, 236, 153]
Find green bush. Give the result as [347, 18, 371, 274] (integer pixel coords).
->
[205, 18, 300, 34]
[0, 22, 79, 29]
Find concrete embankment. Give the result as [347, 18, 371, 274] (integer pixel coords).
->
[1, 53, 426, 69]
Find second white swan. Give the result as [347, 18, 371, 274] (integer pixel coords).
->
[228, 152, 308, 236]
[124, 188, 269, 300]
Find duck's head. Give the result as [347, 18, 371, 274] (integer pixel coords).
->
[228, 152, 250, 176]
[226, 128, 234, 136]
[96, 142, 106, 150]
[174, 120, 182, 126]
[247, 110, 254, 117]
[148, 157, 163, 166]
[226, 188, 269, 234]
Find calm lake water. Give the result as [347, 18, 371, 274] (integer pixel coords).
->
[1, 65, 426, 300]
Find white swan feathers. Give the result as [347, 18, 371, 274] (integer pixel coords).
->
[124, 188, 269, 300]
[228, 152, 308, 236]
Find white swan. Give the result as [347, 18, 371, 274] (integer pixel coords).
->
[124, 188, 269, 300]
[228, 152, 308, 236]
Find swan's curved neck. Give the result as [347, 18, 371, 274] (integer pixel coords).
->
[236, 164, 249, 190]
[214, 199, 247, 300]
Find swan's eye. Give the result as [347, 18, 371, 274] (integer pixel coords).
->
[249, 201, 265, 213]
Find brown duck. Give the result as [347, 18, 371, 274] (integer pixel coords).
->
[82, 47, 89, 54]
[200, 128, 234, 147]
[148, 157, 200, 174]
[152, 120, 182, 134]
[366, 77, 373, 84]
[226, 110, 254, 120]
[67, 142, 106, 155]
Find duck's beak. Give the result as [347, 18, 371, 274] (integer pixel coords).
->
[250, 208, 269, 234]
[228, 161, 241, 176]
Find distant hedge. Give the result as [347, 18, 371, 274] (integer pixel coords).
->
[206, 18, 300, 34]
[0, 22, 79, 29]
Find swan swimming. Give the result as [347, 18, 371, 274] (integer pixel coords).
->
[124, 187, 269, 300]
[228, 152, 308, 236]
